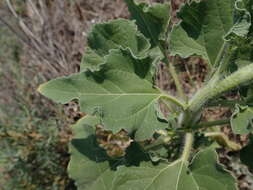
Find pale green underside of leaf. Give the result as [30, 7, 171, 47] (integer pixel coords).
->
[39, 49, 167, 140]
[80, 19, 151, 72]
[231, 104, 253, 134]
[125, 0, 170, 47]
[170, 0, 250, 66]
[68, 116, 237, 190]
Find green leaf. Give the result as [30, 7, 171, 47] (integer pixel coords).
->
[189, 148, 237, 190]
[69, 119, 237, 190]
[68, 115, 114, 190]
[223, 1, 253, 72]
[124, 0, 170, 47]
[231, 104, 253, 134]
[81, 19, 151, 72]
[225, 0, 251, 40]
[39, 48, 168, 141]
[227, 38, 253, 74]
[170, 26, 208, 61]
[68, 115, 150, 190]
[242, 0, 253, 33]
[114, 160, 198, 190]
[113, 148, 237, 190]
[170, 0, 250, 66]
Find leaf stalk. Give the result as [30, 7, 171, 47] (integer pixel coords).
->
[181, 133, 194, 164]
[195, 119, 230, 129]
[161, 47, 187, 101]
[207, 99, 245, 107]
[160, 94, 186, 110]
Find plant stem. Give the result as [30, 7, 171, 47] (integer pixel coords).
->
[204, 132, 241, 151]
[188, 63, 253, 114]
[160, 94, 186, 110]
[162, 48, 187, 101]
[216, 43, 232, 75]
[207, 99, 245, 107]
[181, 133, 194, 163]
[195, 119, 230, 129]
[170, 59, 187, 101]
[214, 42, 228, 68]
[176, 119, 230, 132]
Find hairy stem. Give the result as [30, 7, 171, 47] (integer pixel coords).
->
[189, 63, 253, 113]
[181, 133, 194, 163]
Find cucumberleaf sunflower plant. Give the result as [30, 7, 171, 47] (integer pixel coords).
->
[38, 0, 253, 189]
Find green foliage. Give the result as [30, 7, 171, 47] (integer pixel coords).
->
[81, 19, 151, 72]
[68, 116, 149, 189]
[68, 117, 236, 190]
[38, 0, 253, 189]
[170, 0, 250, 67]
[231, 105, 253, 134]
[125, 0, 170, 47]
[39, 48, 171, 141]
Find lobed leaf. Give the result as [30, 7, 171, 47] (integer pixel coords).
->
[38, 48, 168, 141]
[114, 148, 237, 190]
[125, 0, 170, 47]
[68, 115, 150, 190]
[223, 1, 253, 73]
[81, 19, 151, 72]
[67, 113, 238, 190]
[225, 0, 251, 40]
[170, 0, 251, 67]
[69, 121, 237, 190]
[189, 148, 237, 190]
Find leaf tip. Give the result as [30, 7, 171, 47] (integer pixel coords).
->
[37, 83, 46, 94]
